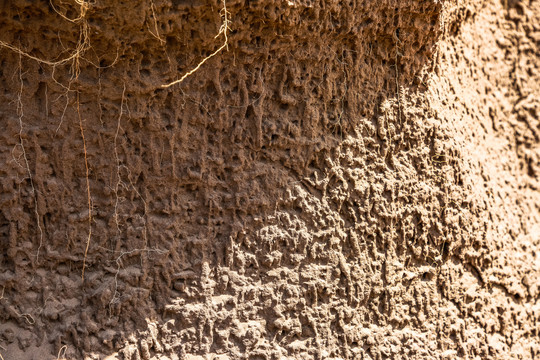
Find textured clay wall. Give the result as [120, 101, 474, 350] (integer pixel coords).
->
[0, 0, 539, 359]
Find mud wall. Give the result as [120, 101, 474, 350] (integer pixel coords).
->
[0, 0, 539, 359]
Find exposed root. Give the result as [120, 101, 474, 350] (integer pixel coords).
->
[1, 0, 100, 142]
[108, 247, 167, 315]
[111, 85, 148, 246]
[126, 170, 149, 249]
[49, 0, 93, 78]
[57, 345, 68, 360]
[113, 84, 128, 235]
[13, 308, 35, 325]
[51, 47, 120, 114]
[15, 56, 44, 262]
[49, 0, 92, 23]
[162, 0, 231, 88]
[21, 313, 35, 325]
[107, 84, 154, 313]
[0, 37, 87, 72]
[53, 75, 77, 134]
[77, 92, 93, 281]
[148, 0, 165, 44]
[0, 0, 92, 79]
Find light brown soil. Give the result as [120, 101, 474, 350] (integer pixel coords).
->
[0, 0, 539, 359]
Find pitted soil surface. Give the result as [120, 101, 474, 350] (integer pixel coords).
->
[0, 0, 539, 359]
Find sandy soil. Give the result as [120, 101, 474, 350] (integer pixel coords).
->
[0, 0, 539, 359]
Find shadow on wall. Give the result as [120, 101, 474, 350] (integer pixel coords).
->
[0, 0, 466, 358]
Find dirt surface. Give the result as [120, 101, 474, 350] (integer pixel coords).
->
[0, 0, 539, 359]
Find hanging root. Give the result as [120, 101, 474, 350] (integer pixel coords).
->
[113, 84, 127, 235]
[49, 0, 91, 23]
[15, 56, 44, 262]
[77, 92, 93, 281]
[108, 247, 166, 315]
[162, 0, 231, 88]
[0, 0, 92, 79]
[147, 0, 166, 44]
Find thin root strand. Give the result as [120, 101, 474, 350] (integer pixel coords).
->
[78, 92, 93, 281]
[162, 0, 231, 88]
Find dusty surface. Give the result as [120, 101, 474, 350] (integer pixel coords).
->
[0, 0, 539, 359]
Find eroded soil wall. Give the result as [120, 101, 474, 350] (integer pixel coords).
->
[0, 0, 539, 359]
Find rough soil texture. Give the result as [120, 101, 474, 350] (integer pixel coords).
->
[0, 0, 539, 359]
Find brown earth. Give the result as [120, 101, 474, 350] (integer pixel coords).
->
[0, 0, 539, 359]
